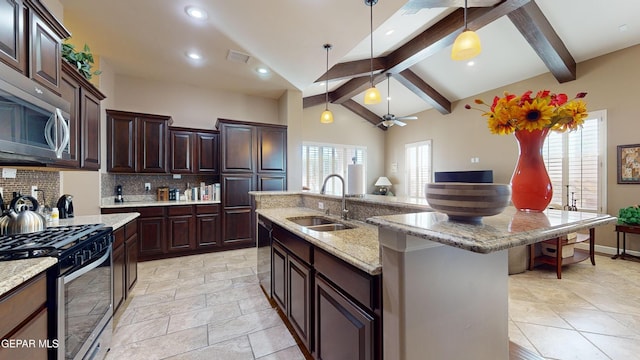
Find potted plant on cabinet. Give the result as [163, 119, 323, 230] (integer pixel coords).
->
[61, 42, 102, 80]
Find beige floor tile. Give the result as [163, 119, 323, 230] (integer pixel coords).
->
[105, 325, 208, 360]
[248, 324, 298, 358]
[255, 345, 306, 360]
[206, 285, 265, 307]
[167, 301, 242, 333]
[131, 294, 206, 323]
[583, 332, 640, 360]
[126, 289, 176, 309]
[144, 274, 205, 294]
[174, 279, 234, 299]
[163, 336, 255, 360]
[205, 267, 255, 282]
[111, 317, 169, 347]
[207, 308, 284, 345]
[554, 306, 640, 337]
[238, 294, 273, 315]
[517, 322, 609, 359]
[509, 299, 572, 328]
[508, 321, 540, 355]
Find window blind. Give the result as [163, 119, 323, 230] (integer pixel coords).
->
[405, 140, 432, 198]
[302, 142, 366, 195]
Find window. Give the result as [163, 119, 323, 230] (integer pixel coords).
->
[405, 140, 432, 198]
[302, 142, 366, 195]
[543, 110, 607, 212]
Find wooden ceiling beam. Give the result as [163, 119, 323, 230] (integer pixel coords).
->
[395, 70, 451, 114]
[316, 58, 386, 83]
[507, 1, 576, 82]
[341, 99, 387, 130]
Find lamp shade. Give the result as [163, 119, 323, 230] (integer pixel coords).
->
[451, 30, 482, 61]
[364, 86, 382, 104]
[320, 109, 334, 123]
[375, 176, 392, 186]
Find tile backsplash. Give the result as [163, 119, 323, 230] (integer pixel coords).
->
[0, 168, 60, 209]
[101, 173, 219, 199]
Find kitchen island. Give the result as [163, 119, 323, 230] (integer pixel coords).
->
[252, 191, 617, 360]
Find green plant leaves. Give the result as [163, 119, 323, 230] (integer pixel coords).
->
[61, 42, 101, 80]
[619, 205, 640, 225]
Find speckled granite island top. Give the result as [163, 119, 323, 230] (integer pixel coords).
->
[256, 207, 381, 275]
[367, 207, 617, 254]
[0, 257, 57, 297]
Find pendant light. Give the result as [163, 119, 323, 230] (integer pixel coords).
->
[320, 44, 334, 124]
[363, 0, 381, 105]
[451, 0, 482, 61]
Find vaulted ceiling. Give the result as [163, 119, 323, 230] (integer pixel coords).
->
[59, 0, 640, 129]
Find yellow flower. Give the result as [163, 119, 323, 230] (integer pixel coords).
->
[517, 98, 553, 131]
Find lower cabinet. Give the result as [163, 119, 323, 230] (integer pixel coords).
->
[0, 271, 53, 360]
[103, 203, 223, 261]
[112, 219, 138, 314]
[269, 223, 381, 360]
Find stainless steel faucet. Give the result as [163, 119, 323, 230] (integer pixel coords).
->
[320, 174, 349, 220]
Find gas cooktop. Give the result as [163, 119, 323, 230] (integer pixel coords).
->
[0, 224, 109, 260]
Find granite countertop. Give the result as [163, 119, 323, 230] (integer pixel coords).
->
[54, 213, 140, 230]
[367, 207, 618, 254]
[0, 257, 57, 297]
[101, 199, 220, 208]
[256, 207, 381, 275]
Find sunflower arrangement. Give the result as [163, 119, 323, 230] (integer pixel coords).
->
[466, 90, 588, 135]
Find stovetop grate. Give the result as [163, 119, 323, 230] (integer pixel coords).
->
[0, 224, 107, 260]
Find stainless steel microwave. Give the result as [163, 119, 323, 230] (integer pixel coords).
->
[0, 61, 71, 164]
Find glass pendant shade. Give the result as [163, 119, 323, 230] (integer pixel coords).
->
[320, 109, 334, 123]
[364, 86, 382, 104]
[451, 30, 482, 60]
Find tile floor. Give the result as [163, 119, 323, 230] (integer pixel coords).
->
[105, 248, 640, 360]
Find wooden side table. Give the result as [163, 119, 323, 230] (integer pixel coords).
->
[528, 228, 595, 279]
[613, 223, 640, 260]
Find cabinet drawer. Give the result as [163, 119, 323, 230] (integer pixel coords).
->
[138, 207, 165, 217]
[168, 205, 194, 216]
[196, 204, 219, 214]
[0, 273, 46, 338]
[113, 226, 125, 249]
[273, 225, 312, 264]
[125, 220, 137, 239]
[315, 248, 380, 312]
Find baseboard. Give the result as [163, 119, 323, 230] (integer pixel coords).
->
[573, 243, 640, 257]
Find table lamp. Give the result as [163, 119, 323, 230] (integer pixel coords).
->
[375, 176, 392, 195]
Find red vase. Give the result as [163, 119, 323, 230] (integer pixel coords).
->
[510, 128, 552, 211]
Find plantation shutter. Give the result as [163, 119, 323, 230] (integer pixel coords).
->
[302, 142, 367, 195]
[543, 112, 604, 212]
[405, 140, 432, 198]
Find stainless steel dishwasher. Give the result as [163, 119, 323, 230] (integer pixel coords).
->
[257, 215, 273, 298]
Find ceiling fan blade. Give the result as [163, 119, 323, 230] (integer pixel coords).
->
[396, 116, 418, 120]
[394, 120, 407, 127]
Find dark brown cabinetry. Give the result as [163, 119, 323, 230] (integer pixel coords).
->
[106, 109, 172, 173]
[217, 119, 287, 247]
[167, 205, 195, 251]
[59, 61, 106, 170]
[112, 219, 139, 314]
[169, 127, 219, 174]
[103, 203, 223, 261]
[0, 0, 69, 94]
[268, 223, 382, 360]
[0, 271, 54, 360]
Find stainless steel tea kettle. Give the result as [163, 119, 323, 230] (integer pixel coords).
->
[0, 195, 47, 235]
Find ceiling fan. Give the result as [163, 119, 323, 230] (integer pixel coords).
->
[375, 73, 418, 128]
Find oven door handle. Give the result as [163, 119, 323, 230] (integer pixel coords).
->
[63, 244, 112, 284]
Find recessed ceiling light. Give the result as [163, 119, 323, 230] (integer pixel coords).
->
[385, 29, 395, 36]
[185, 6, 208, 20]
[256, 67, 270, 75]
[186, 52, 202, 60]
[467, 61, 475, 66]
[619, 24, 628, 32]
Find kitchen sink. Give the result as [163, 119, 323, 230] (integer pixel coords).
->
[286, 216, 353, 232]
[287, 216, 335, 226]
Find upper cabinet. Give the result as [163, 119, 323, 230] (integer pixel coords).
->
[59, 61, 106, 170]
[218, 121, 255, 173]
[258, 126, 287, 173]
[169, 127, 219, 174]
[106, 109, 172, 173]
[0, 0, 70, 94]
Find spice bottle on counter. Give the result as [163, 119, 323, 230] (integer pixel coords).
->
[50, 207, 59, 224]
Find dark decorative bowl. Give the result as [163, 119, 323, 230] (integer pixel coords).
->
[425, 183, 512, 222]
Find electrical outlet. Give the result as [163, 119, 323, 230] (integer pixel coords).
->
[145, 183, 151, 191]
[318, 202, 324, 210]
[31, 185, 38, 199]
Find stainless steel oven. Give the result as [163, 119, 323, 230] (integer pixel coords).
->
[0, 224, 113, 360]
